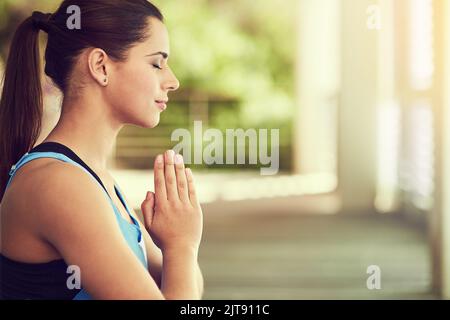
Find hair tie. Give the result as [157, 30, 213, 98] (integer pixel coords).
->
[32, 11, 52, 33]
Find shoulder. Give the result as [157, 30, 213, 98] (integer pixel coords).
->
[25, 160, 116, 239]
[28, 160, 108, 209]
[29, 159, 100, 193]
[3, 158, 107, 223]
[8, 158, 99, 201]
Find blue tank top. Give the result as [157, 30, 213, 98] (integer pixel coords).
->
[0, 142, 148, 300]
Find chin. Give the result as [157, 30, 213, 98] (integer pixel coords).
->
[125, 104, 161, 128]
[137, 114, 160, 129]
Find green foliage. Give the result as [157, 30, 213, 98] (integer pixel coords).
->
[1, 0, 296, 126]
[0, 0, 296, 158]
[154, 0, 296, 126]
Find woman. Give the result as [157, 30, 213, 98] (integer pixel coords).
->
[0, 0, 204, 300]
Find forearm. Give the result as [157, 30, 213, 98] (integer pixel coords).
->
[161, 247, 201, 300]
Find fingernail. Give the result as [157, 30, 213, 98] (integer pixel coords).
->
[146, 191, 151, 200]
[175, 154, 184, 165]
[156, 154, 163, 164]
[166, 150, 175, 162]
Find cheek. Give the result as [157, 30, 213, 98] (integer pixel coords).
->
[109, 66, 158, 114]
[106, 64, 162, 128]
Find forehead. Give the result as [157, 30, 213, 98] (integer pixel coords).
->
[136, 17, 170, 54]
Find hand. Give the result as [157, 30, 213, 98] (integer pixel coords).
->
[141, 150, 203, 253]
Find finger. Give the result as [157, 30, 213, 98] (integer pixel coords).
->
[141, 191, 155, 230]
[154, 154, 167, 203]
[174, 153, 189, 202]
[185, 168, 199, 206]
[164, 150, 179, 201]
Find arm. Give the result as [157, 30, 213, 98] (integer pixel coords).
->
[138, 221, 204, 298]
[114, 182, 204, 296]
[34, 162, 198, 299]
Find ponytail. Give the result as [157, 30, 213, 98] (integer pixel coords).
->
[0, 13, 48, 200]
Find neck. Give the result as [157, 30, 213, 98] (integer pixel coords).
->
[44, 94, 123, 173]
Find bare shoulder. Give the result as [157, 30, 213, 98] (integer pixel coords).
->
[1, 159, 112, 261]
[28, 160, 115, 233]
[2, 158, 102, 227]
[28, 159, 100, 195]
[5, 158, 97, 206]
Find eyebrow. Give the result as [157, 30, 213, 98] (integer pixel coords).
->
[146, 51, 169, 59]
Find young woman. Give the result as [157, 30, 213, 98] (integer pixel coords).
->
[0, 0, 204, 300]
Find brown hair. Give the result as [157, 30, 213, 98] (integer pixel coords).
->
[0, 0, 163, 200]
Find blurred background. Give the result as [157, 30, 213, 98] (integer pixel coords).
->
[0, 0, 449, 299]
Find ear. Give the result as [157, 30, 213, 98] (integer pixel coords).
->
[87, 48, 110, 86]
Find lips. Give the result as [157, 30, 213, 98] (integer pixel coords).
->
[155, 100, 168, 111]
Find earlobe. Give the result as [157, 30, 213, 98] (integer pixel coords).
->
[102, 66, 108, 86]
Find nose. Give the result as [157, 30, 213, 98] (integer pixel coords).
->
[163, 66, 180, 92]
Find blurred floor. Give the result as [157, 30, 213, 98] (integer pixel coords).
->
[197, 212, 435, 300]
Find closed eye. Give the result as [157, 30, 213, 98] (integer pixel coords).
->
[152, 64, 162, 70]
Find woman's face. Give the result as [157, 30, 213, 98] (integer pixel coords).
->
[106, 17, 179, 128]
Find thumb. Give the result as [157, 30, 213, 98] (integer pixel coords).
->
[141, 191, 155, 229]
